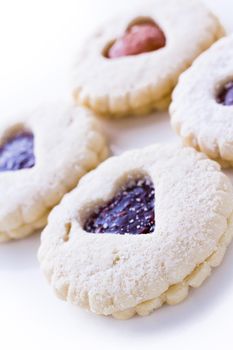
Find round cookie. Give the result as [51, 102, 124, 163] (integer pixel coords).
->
[38, 144, 233, 319]
[170, 35, 233, 168]
[72, 0, 224, 118]
[0, 104, 108, 242]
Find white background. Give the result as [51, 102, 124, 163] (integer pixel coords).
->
[0, 1, 233, 349]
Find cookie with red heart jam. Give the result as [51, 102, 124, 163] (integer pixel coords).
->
[38, 144, 233, 319]
[72, 0, 224, 118]
[170, 35, 233, 168]
[0, 103, 108, 241]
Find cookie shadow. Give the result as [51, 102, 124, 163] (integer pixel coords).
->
[98, 111, 179, 155]
[0, 231, 41, 271]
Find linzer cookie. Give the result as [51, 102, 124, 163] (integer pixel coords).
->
[170, 35, 233, 168]
[38, 144, 233, 319]
[0, 103, 108, 241]
[72, 0, 224, 118]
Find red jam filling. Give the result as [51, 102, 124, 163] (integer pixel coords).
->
[0, 132, 35, 172]
[217, 81, 233, 106]
[84, 178, 155, 234]
[107, 22, 166, 59]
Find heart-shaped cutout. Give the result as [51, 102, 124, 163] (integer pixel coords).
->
[216, 80, 233, 106]
[0, 131, 35, 171]
[106, 19, 166, 59]
[84, 177, 155, 234]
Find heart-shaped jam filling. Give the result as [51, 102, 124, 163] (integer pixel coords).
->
[0, 131, 35, 172]
[107, 21, 166, 59]
[84, 177, 155, 234]
[216, 81, 233, 106]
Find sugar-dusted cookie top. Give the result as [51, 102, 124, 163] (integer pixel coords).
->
[73, 0, 224, 117]
[0, 103, 108, 241]
[170, 35, 233, 168]
[38, 144, 233, 319]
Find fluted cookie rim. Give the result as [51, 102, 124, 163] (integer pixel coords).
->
[38, 144, 233, 318]
[73, 0, 224, 117]
[170, 35, 233, 167]
[0, 103, 108, 241]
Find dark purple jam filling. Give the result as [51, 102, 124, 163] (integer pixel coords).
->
[217, 81, 233, 106]
[84, 177, 155, 234]
[0, 132, 35, 172]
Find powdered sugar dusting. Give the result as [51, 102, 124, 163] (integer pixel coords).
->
[38, 144, 233, 317]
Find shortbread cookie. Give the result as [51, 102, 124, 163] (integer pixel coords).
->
[170, 35, 233, 168]
[72, 0, 224, 118]
[0, 104, 108, 242]
[38, 144, 233, 319]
